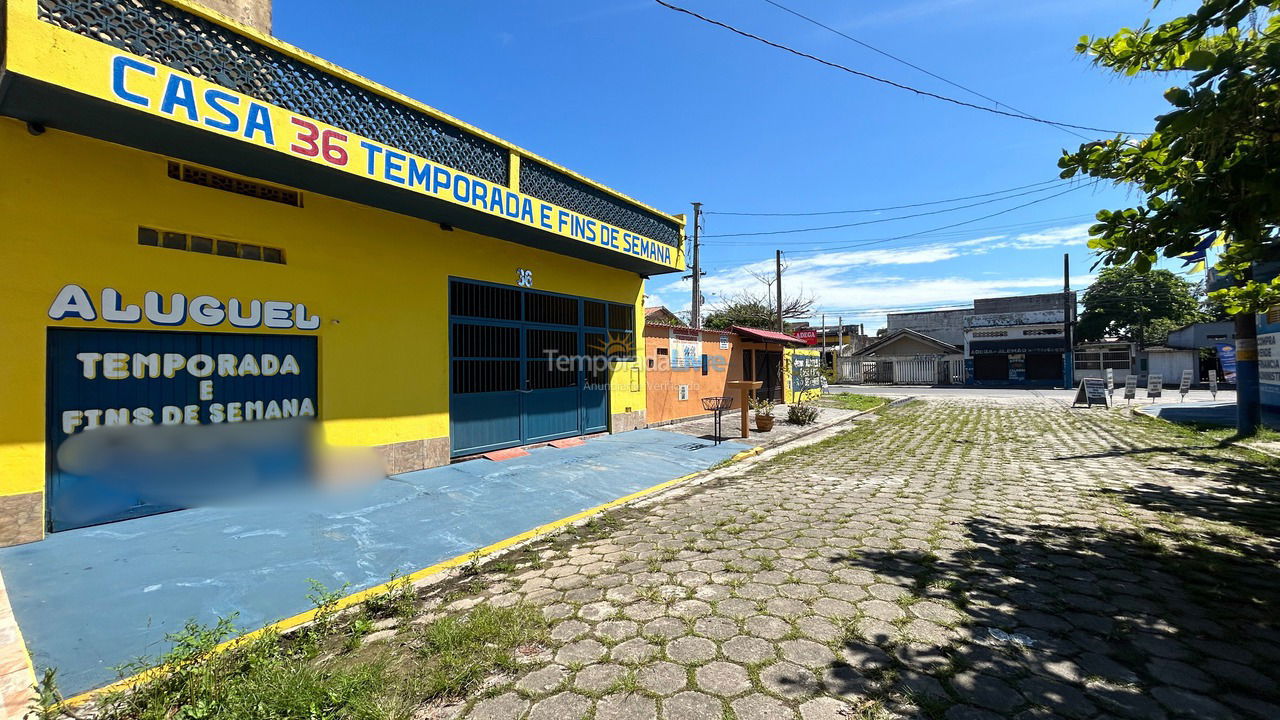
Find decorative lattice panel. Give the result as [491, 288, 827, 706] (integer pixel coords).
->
[38, 0, 509, 185]
[520, 160, 682, 248]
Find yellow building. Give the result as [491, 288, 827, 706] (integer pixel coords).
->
[0, 0, 685, 545]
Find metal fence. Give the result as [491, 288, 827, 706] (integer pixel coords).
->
[837, 355, 963, 385]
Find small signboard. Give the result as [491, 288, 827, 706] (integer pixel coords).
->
[1218, 343, 1238, 382]
[790, 354, 823, 392]
[1147, 374, 1163, 401]
[1105, 368, 1115, 398]
[719, 334, 729, 350]
[1072, 378, 1111, 408]
[1208, 369, 1218, 399]
[1179, 369, 1193, 401]
[1123, 375, 1137, 404]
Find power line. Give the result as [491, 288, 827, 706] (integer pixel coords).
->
[702, 181, 1075, 237]
[702, 213, 1096, 248]
[783, 182, 1097, 255]
[705, 178, 1062, 217]
[652, 0, 1145, 136]
[758, 0, 1091, 142]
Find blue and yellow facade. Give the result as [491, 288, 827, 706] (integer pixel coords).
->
[0, 0, 685, 545]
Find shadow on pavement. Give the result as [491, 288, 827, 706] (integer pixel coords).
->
[813, 492, 1280, 718]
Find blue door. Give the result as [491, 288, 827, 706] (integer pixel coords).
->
[45, 328, 318, 532]
[449, 280, 627, 456]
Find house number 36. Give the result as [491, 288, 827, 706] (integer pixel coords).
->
[517, 268, 533, 288]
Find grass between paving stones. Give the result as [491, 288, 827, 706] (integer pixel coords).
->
[31, 574, 548, 720]
[30, 509, 640, 720]
[817, 392, 884, 412]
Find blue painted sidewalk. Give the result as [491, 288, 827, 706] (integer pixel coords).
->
[1139, 400, 1280, 430]
[0, 429, 745, 696]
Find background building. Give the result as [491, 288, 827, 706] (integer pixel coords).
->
[887, 308, 969, 347]
[964, 293, 1075, 386]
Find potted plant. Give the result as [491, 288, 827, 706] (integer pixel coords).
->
[749, 396, 775, 431]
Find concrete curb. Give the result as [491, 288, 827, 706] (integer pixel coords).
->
[0, 569, 36, 720]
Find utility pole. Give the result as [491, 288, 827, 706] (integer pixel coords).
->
[689, 202, 703, 329]
[1063, 253, 1074, 388]
[1236, 265, 1261, 434]
[821, 313, 827, 361]
[775, 249, 784, 332]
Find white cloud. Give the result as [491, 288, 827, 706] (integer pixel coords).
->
[649, 221, 1101, 331]
[789, 246, 962, 268]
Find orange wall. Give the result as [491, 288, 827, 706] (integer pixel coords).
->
[643, 326, 741, 423]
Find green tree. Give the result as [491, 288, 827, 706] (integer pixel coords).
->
[1059, 0, 1280, 434]
[702, 289, 814, 330]
[1076, 267, 1204, 345]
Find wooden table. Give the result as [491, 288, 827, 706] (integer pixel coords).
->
[725, 380, 763, 438]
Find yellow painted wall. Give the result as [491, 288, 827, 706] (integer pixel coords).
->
[0, 117, 649, 499]
[3, 0, 684, 273]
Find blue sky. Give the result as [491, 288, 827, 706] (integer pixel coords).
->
[276, 0, 1197, 330]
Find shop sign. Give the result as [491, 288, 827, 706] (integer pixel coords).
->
[52, 330, 318, 437]
[1259, 332, 1279, 390]
[46, 329, 319, 531]
[791, 354, 822, 392]
[1148, 374, 1163, 400]
[670, 328, 699, 369]
[104, 55, 678, 268]
[795, 329, 818, 346]
[48, 284, 321, 330]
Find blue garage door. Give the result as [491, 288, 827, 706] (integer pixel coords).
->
[46, 328, 318, 532]
[449, 279, 629, 457]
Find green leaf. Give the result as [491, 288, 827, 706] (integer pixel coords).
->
[1183, 49, 1215, 70]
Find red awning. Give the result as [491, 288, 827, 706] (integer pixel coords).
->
[730, 325, 807, 346]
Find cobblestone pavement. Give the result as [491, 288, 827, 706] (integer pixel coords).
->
[449, 397, 1280, 719]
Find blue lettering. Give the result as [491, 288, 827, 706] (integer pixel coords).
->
[159, 75, 198, 121]
[202, 89, 240, 132]
[360, 141, 383, 176]
[243, 103, 275, 145]
[504, 191, 521, 218]
[384, 149, 406, 184]
[585, 219, 597, 242]
[452, 175, 471, 203]
[471, 178, 489, 209]
[112, 56, 155, 108]
[488, 186, 504, 214]
[557, 210, 570, 234]
[408, 157, 432, 189]
[539, 203, 553, 230]
[624, 234, 636, 254]
[432, 167, 452, 194]
[520, 198, 534, 223]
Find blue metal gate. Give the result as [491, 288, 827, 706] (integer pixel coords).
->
[45, 328, 318, 531]
[448, 279, 630, 456]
